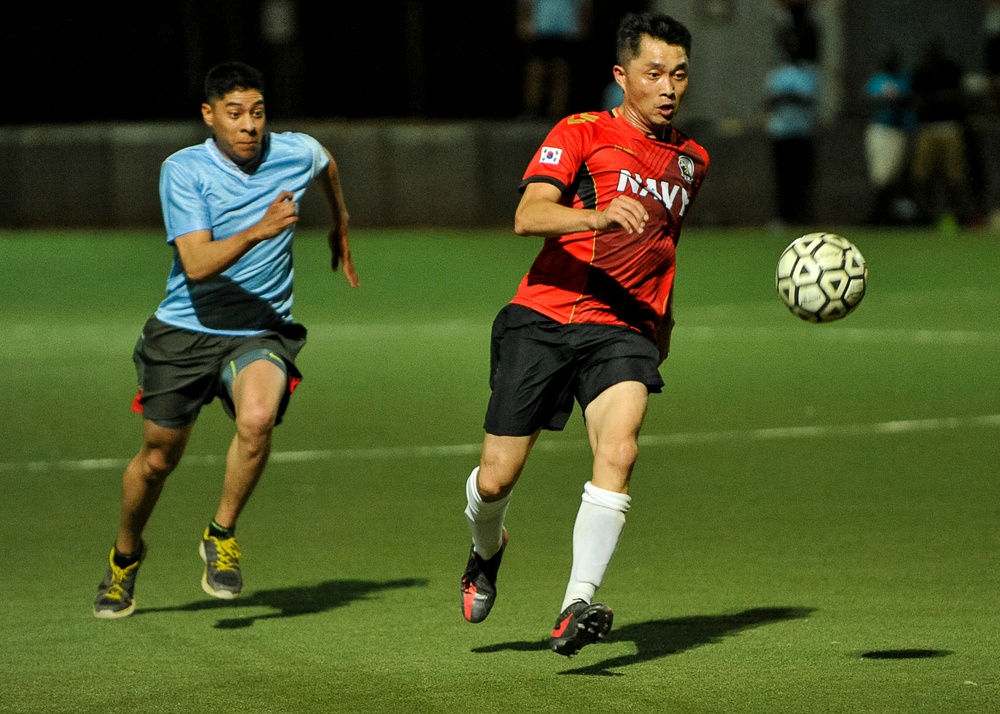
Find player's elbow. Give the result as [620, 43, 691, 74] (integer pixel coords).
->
[513, 206, 536, 237]
[181, 262, 213, 282]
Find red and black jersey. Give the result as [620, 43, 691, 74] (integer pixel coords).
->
[511, 109, 709, 340]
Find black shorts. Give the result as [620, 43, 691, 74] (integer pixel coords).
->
[131, 316, 306, 428]
[484, 304, 663, 437]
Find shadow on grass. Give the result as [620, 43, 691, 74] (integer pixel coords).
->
[136, 578, 428, 629]
[473, 606, 815, 676]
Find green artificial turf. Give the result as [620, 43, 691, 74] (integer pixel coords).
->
[0, 227, 998, 712]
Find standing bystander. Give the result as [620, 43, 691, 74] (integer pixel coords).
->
[864, 49, 918, 225]
[517, 0, 593, 120]
[910, 37, 975, 230]
[765, 28, 820, 228]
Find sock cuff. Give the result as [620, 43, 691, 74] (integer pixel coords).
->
[465, 467, 511, 517]
[582, 481, 631, 513]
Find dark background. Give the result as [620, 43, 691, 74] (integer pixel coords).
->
[2, 1, 649, 125]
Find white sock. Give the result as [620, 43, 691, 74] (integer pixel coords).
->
[464, 467, 510, 560]
[560, 481, 631, 611]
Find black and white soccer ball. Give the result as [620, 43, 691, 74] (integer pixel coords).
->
[776, 232, 867, 323]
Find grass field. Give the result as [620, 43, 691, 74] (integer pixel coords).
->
[1, 226, 999, 713]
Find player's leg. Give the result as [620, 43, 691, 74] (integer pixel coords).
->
[550, 380, 647, 656]
[461, 432, 539, 623]
[470, 432, 538, 555]
[216, 357, 287, 528]
[567, 380, 647, 605]
[95, 318, 209, 619]
[94, 419, 193, 619]
[462, 305, 574, 622]
[585, 380, 648, 494]
[118, 419, 195, 553]
[201, 353, 287, 599]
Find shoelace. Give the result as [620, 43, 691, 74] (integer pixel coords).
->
[104, 563, 132, 601]
[210, 537, 242, 571]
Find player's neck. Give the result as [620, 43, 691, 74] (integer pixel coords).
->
[618, 105, 672, 141]
[213, 134, 268, 174]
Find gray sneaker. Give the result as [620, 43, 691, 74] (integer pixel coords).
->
[199, 529, 243, 599]
[93, 543, 147, 619]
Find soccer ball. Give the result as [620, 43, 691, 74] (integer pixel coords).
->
[776, 233, 867, 323]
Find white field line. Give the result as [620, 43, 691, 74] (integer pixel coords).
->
[4, 413, 1000, 475]
[6, 321, 1000, 348]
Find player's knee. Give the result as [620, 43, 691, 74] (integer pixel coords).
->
[597, 438, 639, 473]
[476, 463, 520, 501]
[139, 448, 181, 481]
[235, 406, 277, 445]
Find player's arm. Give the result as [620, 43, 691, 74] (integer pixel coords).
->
[514, 181, 649, 238]
[316, 147, 359, 287]
[174, 191, 298, 281]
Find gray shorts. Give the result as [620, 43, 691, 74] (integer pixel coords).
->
[131, 316, 306, 428]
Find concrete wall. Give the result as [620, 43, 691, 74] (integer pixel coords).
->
[0, 118, 996, 231]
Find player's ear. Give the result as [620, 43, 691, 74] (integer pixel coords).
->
[201, 103, 214, 128]
[612, 64, 627, 90]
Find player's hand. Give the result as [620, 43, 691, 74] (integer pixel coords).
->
[257, 191, 299, 240]
[596, 195, 648, 235]
[328, 225, 360, 288]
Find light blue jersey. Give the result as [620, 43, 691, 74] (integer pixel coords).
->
[154, 131, 328, 336]
[522, 0, 588, 38]
[766, 62, 819, 139]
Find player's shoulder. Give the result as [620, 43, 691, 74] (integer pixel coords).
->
[549, 110, 616, 137]
[671, 126, 710, 166]
[160, 140, 212, 178]
[558, 110, 614, 125]
[268, 130, 323, 152]
[164, 139, 209, 164]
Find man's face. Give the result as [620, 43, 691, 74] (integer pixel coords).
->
[614, 35, 689, 135]
[201, 89, 266, 163]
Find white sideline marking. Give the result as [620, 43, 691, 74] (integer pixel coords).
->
[3, 414, 1000, 475]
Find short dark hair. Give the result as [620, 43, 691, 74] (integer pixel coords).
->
[616, 12, 693, 65]
[204, 61, 265, 103]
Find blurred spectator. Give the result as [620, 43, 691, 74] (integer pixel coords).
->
[516, 0, 593, 120]
[765, 27, 820, 228]
[985, 0, 1000, 104]
[260, 0, 303, 118]
[863, 49, 918, 226]
[910, 37, 976, 229]
[773, 0, 820, 64]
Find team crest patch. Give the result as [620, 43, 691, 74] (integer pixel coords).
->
[540, 146, 563, 165]
[678, 155, 695, 183]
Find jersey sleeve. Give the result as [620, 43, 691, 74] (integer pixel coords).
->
[289, 132, 330, 179]
[159, 158, 212, 244]
[519, 115, 596, 194]
[686, 139, 711, 200]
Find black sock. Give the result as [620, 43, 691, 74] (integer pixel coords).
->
[208, 520, 234, 539]
[112, 548, 141, 568]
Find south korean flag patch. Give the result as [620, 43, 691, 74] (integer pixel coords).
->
[540, 146, 563, 165]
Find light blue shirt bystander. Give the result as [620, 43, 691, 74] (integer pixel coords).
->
[766, 62, 819, 139]
[520, 0, 587, 38]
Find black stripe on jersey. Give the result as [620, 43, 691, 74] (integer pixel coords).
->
[519, 176, 567, 194]
[570, 163, 597, 210]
